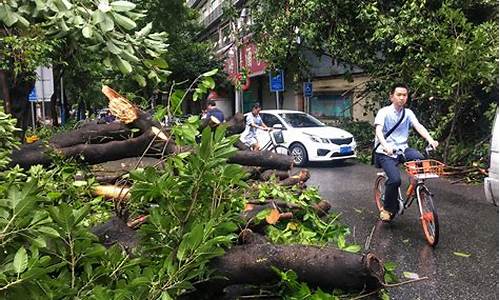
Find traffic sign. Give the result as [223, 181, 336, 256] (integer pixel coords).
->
[269, 70, 284, 92]
[303, 82, 313, 97]
[28, 88, 38, 102]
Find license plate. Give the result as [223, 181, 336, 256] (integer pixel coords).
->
[340, 146, 351, 154]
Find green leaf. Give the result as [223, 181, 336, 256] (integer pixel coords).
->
[161, 292, 173, 300]
[106, 40, 122, 54]
[136, 22, 152, 37]
[380, 289, 390, 300]
[113, 12, 136, 30]
[59, 0, 72, 10]
[133, 74, 146, 87]
[38, 226, 60, 238]
[342, 244, 361, 253]
[384, 261, 397, 271]
[202, 69, 218, 77]
[116, 57, 132, 74]
[13, 246, 28, 274]
[72, 180, 87, 187]
[99, 13, 114, 32]
[152, 57, 168, 69]
[82, 25, 93, 38]
[202, 77, 215, 90]
[453, 251, 471, 258]
[4, 11, 19, 27]
[110, 1, 136, 12]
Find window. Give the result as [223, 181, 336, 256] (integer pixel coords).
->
[278, 113, 324, 128]
[309, 93, 352, 119]
[261, 113, 283, 127]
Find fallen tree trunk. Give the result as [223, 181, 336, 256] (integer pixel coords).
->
[49, 122, 131, 148]
[228, 150, 293, 170]
[9, 86, 180, 169]
[9, 87, 292, 171]
[91, 157, 163, 183]
[225, 113, 246, 135]
[208, 243, 384, 293]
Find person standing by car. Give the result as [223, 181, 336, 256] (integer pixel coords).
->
[374, 83, 439, 221]
[240, 103, 271, 151]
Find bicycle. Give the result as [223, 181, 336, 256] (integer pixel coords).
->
[373, 146, 446, 247]
[260, 127, 290, 155]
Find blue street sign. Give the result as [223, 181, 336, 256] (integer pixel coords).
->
[269, 70, 284, 92]
[303, 82, 313, 97]
[28, 88, 38, 102]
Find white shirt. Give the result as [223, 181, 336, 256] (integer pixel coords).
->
[374, 104, 420, 156]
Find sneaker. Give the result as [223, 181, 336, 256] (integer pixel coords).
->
[379, 209, 392, 222]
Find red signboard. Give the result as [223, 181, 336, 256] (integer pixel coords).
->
[223, 42, 267, 79]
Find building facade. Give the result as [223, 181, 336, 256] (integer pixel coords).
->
[187, 0, 374, 123]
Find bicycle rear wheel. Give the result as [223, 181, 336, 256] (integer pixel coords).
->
[417, 187, 439, 247]
[374, 175, 386, 211]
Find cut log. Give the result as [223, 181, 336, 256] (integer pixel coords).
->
[92, 185, 130, 201]
[209, 243, 384, 292]
[228, 150, 293, 170]
[279, 169, 310, 186]
[225, 113, 246, 135]
[241, 199, 331, 228]
[260, 169, 290, 181]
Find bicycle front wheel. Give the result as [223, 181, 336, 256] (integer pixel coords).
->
[374, 175, 386, 212]
[417, 187, 439, 247]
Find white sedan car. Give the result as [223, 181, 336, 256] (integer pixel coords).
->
[254, 110, 357, 166]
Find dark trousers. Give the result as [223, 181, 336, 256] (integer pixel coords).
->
[375, 148, 424, 214]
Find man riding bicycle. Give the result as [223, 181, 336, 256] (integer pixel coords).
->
[374, 83, 439, 221]
[240, 103, 271, 151]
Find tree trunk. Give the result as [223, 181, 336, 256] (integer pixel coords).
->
[228, 150, 293, 170]
[10, 76, 34, 134]
[443, 103, 462, 164]
[0, 70, 11, 113]
[207, 243, 384, 293]
[50, 67, 62, 126]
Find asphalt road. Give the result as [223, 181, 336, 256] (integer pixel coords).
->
[303, 160, 499, 300]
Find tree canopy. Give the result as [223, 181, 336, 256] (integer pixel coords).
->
[250, 0, 499, 162]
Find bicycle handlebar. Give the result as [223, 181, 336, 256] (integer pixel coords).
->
[393, 144, 435, 160]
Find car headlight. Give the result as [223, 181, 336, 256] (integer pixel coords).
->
[309, 136, 320, 143]
[308, 135, 330, 143]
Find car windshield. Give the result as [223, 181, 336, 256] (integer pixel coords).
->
[279, 113, 325, 128]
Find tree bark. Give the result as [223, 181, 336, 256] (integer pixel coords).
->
[228, 150, 293, 170]
[209, 243, 384, 292]
[260, 169, 290, 181]
[50, 122, 131, 147]
[226, 113, 246, 135]
[0, 70, 11, 113]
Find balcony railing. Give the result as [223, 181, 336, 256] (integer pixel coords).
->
[200, 0, 245, 28]
[187, 0, 201, 8]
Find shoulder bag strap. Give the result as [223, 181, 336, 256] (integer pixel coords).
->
[371, 108, 406, 163]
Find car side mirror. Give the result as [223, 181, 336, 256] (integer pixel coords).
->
[272, 123, 285, 130]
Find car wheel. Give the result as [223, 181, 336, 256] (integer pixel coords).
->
[290, 143, 308, 166]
